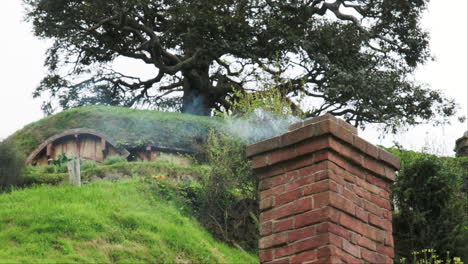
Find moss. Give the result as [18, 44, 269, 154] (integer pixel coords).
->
[7, 106, 224, 157]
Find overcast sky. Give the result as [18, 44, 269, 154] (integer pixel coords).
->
[0, 1, 467, 156]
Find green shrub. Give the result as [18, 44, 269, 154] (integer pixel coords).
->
[196, 130, 258, 251]
[103, 156, 128, 165]
[390, 148, 467, 262]
[81, 160, 98, 171]
[398, 249, 464, 264]
[0, 139, 26, 188]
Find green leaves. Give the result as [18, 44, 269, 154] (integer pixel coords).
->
[23, 0, 457, 130]
[390, 149, 468, 261]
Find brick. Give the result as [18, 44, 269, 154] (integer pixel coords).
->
[260, 184, 286, 200]
[313, 192, 331, 208]
[366, 172, 390, 190]
[370, 193, 392, 210]
[342, 188, 359, 203]
[316, 222, 350, 240]
[366, 144, 379, 159]
[342, 239, 361, 258]
[296, 197, 313, 214]
[265, 258, 291, 264]
[274, 171, 299, 186]
[328, 233, 343, 248]
[295, 137, 331, 157]
[276, 189, 303, 206]
[297, 163, 327, 178]
[352, 135, 367, 154]
[259, 232, 287, 249]
[275, 234, 328, 258]
[369, 214, 392, 231]
[329, 193, 356, 216]
[317, 245, 337, 258]
[357, 235, 377, 251]
[269, 147, 298, 166]
[260, 221, 273, 236]
[385, 231, 394, 247]
[288, 121, 303, 131]
[336, 118, 358, 135]
[384, 166, 396, 181]
[273, 218, 295, 233]
[288, 225, 316, 242]
[303, 179, 335, 195]
[252, 154, 270, 169]
[329, 137, 363, 166]
[363, 157, 386, 177]
[285, 174, 318, 192]
[316, 168, 346, 186]
[329, 122, 354, 145]
[378, 148, 401, 170]
[362, 225, 386, 243]
[383, 209, 393, 222]
[355, 206, 369, 222]
[335, 250, 363, 264]
[361, 248, 387, 264]
[339, 213, 364, 235]
[260, 249, 274, 262]
[260, 202, 295, 222]
[290, 250, 317, 263]
[246, 136, 282, 157]
[284, 154, 319, 172]
[377, 244, 395, 258]
[364, 200, 383, 217]
[310, 257, 342, 264]
[281, 124, 314, 147]
[257, 164, 287, 180]
[353, 185, 371, 200]
[295, 208, 329, 228]
[327, 151, 351, 172]
[260, 197, 275, 211]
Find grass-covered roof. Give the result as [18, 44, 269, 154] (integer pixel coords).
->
[9, 106, 223, 156]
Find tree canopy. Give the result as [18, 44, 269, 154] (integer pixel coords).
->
[24, 0, 457, 129]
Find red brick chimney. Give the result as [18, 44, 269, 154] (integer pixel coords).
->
[246, 114, 400, 264]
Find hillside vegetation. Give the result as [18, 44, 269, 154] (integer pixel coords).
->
[0, 179, 257, 263]
[8, 106, 223, 157]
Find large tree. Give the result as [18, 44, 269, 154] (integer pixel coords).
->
[24, 0, 457, 129]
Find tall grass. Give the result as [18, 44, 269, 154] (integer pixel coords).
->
[0, 179, 257, 263]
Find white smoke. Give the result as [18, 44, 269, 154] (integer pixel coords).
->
[223, 108, 302, 143]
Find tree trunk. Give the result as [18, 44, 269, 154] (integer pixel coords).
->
[181, 63, 215, 116]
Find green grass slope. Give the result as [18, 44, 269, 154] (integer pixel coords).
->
[8, 106, 223, 157]
[0, 179, 257, 264]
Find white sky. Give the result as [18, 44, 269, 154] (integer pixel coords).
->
[0, 1, 467, 156]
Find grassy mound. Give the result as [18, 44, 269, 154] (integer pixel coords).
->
[0, 179, 257, 263]
[8, 106, 223, 157]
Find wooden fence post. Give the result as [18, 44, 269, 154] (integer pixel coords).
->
[67, 157, 81, 186]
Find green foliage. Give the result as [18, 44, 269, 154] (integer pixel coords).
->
[22, 160, 210, 186]
[196, 130, 258, 251]
[23, 0, 457, 128]
[49, 154, 72, 167]
[80, 160, 98, 171]
[225, 84, 304, 118]
[389, 148, 468, 261]
[7, 105, 223, 157]
[0, 140, 26, 189]
[102, 156, 128, 166]
[0, 179, 257, 263]
[398, 249, 464, 264]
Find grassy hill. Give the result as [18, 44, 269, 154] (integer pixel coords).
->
[8, 106, 224, 157]
[0, 179, 257, 263]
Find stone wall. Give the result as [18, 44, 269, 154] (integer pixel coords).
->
[247, 114, 400, 264]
